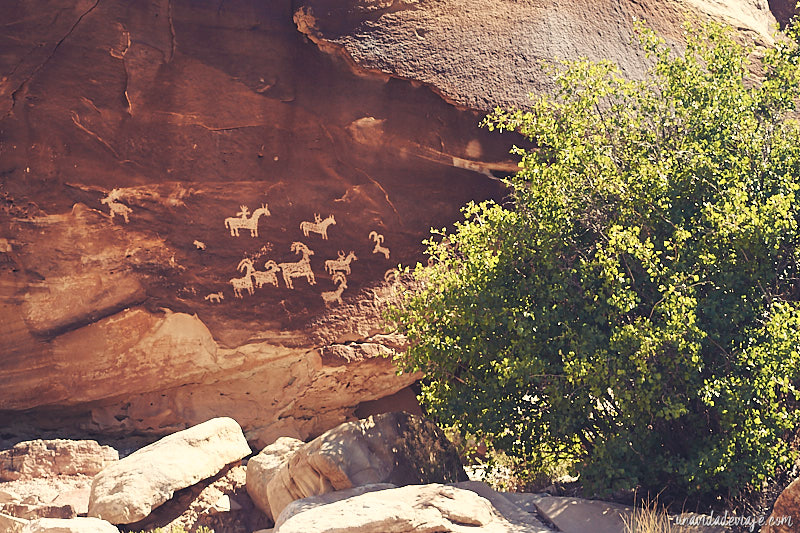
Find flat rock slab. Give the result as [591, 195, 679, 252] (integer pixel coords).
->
[88, 417, 251, 524]
[273, 483, 553, 533]
[21, 517, 118, 532]
[533, 495, 631, 533]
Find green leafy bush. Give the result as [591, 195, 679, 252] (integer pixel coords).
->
[389, 21, 800, 502]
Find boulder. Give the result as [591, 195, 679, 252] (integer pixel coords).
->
[0, 440, 118, 481]
[125, 463, 271, 533]
[88, 417, 251, 524]
[272, 483, 552, 533]
[21, 517, 118, 533]
[246, 437, 305, 517]
[255, 412, 467, 520]
[762, 476, 800, 533]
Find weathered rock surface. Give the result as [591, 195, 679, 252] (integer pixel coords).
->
[0, 439, 118, 481]
[0, 511, 28, 533]
[255, 412, 467, 520]
[298, 0, 781, 109]
[272, 483, 552, 533]
[246, 437, 305, 518]
[21, 517, 118, 533]
[0, 0, 791, 450]
[0, 503, 75, 521]
[88, 417, 251, 524]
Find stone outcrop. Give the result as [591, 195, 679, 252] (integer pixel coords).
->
[0, 440, 118, 481]
[249, 412, 467, 519]
[0, 0, 790, 449]
[297, 0, 780, 110]
[272, 483, 552, 533]
[88, 417, 251, 524]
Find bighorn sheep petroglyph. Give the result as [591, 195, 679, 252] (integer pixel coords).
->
[322, 272, 347, 306]
[278, 242, 316, 289]
[369, 231, 390, 259]
[230, 258, 256, 297]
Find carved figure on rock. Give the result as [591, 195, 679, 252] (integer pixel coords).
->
[230, 258, 256, 298]
[193, 240, 207, 250]
[278, 242, 316, 289]
[325, 250, 358, 275]
[300, 214, 336, 240]
[370, 231, 390, 259]
[101, 193, 132, 223]
[252, 260, 281, 288]
[322, 272, 347, 307]
[204, 291, 224, 303]
[225, 204, 271, 237]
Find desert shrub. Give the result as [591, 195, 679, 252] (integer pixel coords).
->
[388, 20, 800, 502]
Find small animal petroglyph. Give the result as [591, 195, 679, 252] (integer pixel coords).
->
[322, 272, 347, 307]
[325, 250, 357, 275]
[300, 214, 336, 240]
[230, 258, 256, 298]
[193, 240, 207, 250]
[101, 191, 132, 223]
[252, 260, 280, 288]
[204, 291, 224, 303]
[225, 204, 271, 237]
[278, 242, 315, 289]
[369, 231, 390, 259]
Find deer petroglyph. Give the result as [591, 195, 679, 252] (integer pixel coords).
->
[300, 214, 336, 239]
[225, 204, 271, 237]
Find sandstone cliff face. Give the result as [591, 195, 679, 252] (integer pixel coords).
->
[0, 0, 784, 443]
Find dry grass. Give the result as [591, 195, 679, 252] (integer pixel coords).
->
[623, 498, 673, 533]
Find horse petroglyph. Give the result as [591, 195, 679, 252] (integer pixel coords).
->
[278, 242, 316, 289]
[204, 291, 224, 303]
[300, 214, 336, 239]
[101, 191, 132, 223]
[193, 240, 207, 250]
[325, 250, 357, 275]
[225, 204, 271, 237]
[369, 231, 390, 259]
[322, 272, 347, 306]
[230, 258, 256, 298]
